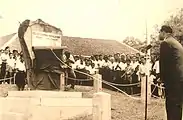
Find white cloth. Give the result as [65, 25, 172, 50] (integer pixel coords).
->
[119, 62, 127, 71]
[69, 54, 75, 63]
[139, 64, 147, 75]
[109, 62, 117, 70]
[153, 60, 160, 74]
[115, 62, 121, 70]
[98, 60, 105, 68]
[1, 53, 9, 61]
[15, 60, 26, 71]
[7, 58, 15, 68]
[92, 60, 99, 69]
[72, 60, 81, 69]
[78, 62, 86, 69]
[102, 61, 111, 67]
[0, 55, 2, 64]
[90, 68, 97, 75]
[131, 61, 139, 70]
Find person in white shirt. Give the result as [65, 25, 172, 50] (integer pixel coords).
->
[14, 56, 26, 91]
[131, 56, 140, 70]
[139, 56, 151, 102]
[124, 59, 134, 94]
[90, 63, 97, 75]
[6, 53, 16, 83]
[0, 47, 10, 79]
[109, 57, 116, 70]
[98, 55, 105, 69]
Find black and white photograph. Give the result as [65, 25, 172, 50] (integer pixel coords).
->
[0, 0, 183, 120]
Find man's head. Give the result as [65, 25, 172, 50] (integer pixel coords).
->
[4, 46, 10, 54]
[13, 50, 18, 56]
[126, 59, 131, 65]
[159, 25, 173, 40]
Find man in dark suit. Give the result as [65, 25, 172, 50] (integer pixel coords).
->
[159, 25, 183, 120]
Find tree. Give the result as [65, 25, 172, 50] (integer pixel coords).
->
[164, 8, 183, 37]
[148, 8, 183, 57]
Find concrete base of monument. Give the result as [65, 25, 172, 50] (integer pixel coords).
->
[8, 90, 82, 98]
[0, 91, 92, 120]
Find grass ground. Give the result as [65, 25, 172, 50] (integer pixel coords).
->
[0, 84, 165, 120]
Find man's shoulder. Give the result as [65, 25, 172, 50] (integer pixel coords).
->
[166, 37, 179, 45]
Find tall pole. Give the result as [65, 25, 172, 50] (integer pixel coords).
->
[145, 18, 149, 120]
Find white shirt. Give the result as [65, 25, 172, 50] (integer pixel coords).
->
[69, 54, 75, 63]
[72, 60, 80, 69]
[114, 62, 121, 70]
[153, 60, 160, 74]
[7, 58, 16, 68]
[109, 62, 117, 70]
[90, 68, 97, 75]
[1, 53, 9, 61]
[0, 54, 2, 64]
[98, 60, 105, 68]
[15, 60, 26, 71]
[119, 62, 127, 71]
[139, 64, 147, 75]
[131, 61, 139, 70]
[102, 61, 111, 67]
[85, 65, 92, 73]
[78, 62, 86, 69]
[139, 62, 151, 76]
[92, 60, 99, 69]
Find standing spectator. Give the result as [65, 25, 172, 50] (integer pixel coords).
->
[15, 55, 26, 91]
[0, 47, 10, 80]
[6, 53, 16, 84]
[64, 51, 76, 89]
[124, 59, 133, 94]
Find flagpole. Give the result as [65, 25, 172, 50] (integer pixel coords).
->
[144, 18, 147, 120]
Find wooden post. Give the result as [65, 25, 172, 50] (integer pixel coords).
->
[93, 74, 102, 92]
[92, 92, 111, 120]
[13, 73, 16, 84]
[60, 72, 65, 91]
[141, 68, 151, 104]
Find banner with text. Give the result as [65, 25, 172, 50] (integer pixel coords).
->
[32, 31, 62, 47]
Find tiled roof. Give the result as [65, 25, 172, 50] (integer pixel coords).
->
[62, 36, 139, 56]
[0, 33, 16, 49]
[0, 34, 140, 55]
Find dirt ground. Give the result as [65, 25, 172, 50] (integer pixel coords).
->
[0, 84, 165, 120]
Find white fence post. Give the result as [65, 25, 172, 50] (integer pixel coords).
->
[60, 72, 65, 91]
[93, 74, 102, 92]
[141, 76, 151, 104]
[92, 92, 111, 120]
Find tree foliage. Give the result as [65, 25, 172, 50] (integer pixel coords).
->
[150, 8, 183, 57]
[123, 8, 183, 57]
[164, 8, 183, 37]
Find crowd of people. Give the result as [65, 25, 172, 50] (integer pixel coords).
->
[0, 46, 26, 91]
[66, 52, 164, 97]
[0, 45, 164, 98]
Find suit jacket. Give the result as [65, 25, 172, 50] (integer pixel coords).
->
[160, 36, 183, 89]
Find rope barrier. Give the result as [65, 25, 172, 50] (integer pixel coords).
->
[151, 85, 157, 95]
[151, 83, 165, 89]
[66, 76, 93, 81]
[0, 77, 14, 82]
[51, 49, 141, 100]
[102, 80, 140, 87]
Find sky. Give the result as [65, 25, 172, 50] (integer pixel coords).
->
[0, 0, 183, 41]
